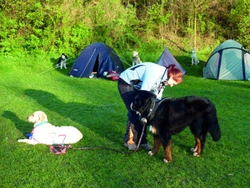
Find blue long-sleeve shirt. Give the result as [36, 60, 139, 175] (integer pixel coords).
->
[119, 62, 168, 99]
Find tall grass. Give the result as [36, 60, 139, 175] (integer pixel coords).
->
[0, 51, 250, 188]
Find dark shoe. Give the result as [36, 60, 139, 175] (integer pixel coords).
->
[124, 143, 137, 151]
[141, 143, 152, 151]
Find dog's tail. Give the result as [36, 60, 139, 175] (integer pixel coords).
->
[208, 105, 221, 142]
[209, 121, 221, 142]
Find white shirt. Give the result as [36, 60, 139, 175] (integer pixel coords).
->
[119, 62, 168, 99]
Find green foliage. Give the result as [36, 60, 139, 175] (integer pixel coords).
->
[56, 24, 93, 55]
[147, 2, 171, 25]
[237, 15, 250, 49]
[0, 0, 249, 55]
[87, 0, 139, 49]
[230, 0, 250, 48]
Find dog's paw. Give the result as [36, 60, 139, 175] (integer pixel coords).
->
[163, 158, 169, 163]
[148, 151, 154, 156]
[193, 152, 200, 157]
[18, 139, 25, 142]
[191, 148, 200, 157]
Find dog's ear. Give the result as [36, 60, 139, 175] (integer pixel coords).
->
[38, 112, 47, 122]
[131, 92, 144, 111]
[132, 91, 151, 110]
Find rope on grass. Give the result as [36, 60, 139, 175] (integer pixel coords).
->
[40, 57, 75, 75]
[72, 146, 130, 155]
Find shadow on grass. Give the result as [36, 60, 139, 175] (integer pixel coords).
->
[2, 110, 29, 136]
[24, 89, 122, 144]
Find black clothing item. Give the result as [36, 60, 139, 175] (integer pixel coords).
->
[118, 78, 148, 144]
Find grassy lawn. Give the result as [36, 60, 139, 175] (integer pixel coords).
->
[0, 52, 250, 187]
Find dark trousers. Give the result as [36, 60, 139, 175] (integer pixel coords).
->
[118, 78, 148, 145]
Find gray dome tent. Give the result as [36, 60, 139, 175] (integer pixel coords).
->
[203, 40, 250, 80]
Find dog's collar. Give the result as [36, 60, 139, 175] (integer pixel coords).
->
[147, 99, 157, 118]
[35, 121, 48, 127]
[136, 98, 158, 121]
[140, 97, 170, 124]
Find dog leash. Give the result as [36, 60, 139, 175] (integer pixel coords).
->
[132, 119, 147, 152]
[49, 145, 130, 155]
[72, 146, 130, 155]
[49, 133, 130, 155]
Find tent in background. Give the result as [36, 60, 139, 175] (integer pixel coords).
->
[156, 48, 186, 74]
[203, 40, 250, 80]
[69, 42, 124, 78]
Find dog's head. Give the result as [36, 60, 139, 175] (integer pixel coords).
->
[27, 111, 48, 127]
[61, 53, 67, 60]
[132, 51, 139, 57]
[131, 90, 157, 118]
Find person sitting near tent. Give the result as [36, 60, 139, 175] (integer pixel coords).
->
[132, 51, 142, 66]
[118, 63, 183, 151]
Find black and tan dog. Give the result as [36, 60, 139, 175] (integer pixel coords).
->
[131, 90, 221, 163]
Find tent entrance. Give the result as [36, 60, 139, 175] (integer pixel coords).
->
[91, 55, 99, 77]
[93, 55, 99, 72]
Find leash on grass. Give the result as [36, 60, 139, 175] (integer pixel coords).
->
[49, 144, 131, 155]
[48, 112, 148, 155]
[72, 146, 130, 155]
[48, 124, 147, 155]
[49, 132, 140, 155]
[49, 108, 148, 156]
[49, 122, 147, 155]
[49, 137, 147, 155]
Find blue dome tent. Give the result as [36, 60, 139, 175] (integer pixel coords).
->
[69, 42, 124, 78]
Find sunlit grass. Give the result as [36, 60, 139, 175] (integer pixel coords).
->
[0, 52, 250, 187]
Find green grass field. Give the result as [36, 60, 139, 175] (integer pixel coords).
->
[0, 52, 250, 187]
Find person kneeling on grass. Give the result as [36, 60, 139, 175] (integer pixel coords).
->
[118, 62, 183, 151]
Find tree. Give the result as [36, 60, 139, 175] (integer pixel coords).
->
[192, 0, 208, 49]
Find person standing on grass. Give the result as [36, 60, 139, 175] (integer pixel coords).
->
[118, 62, 183, 151]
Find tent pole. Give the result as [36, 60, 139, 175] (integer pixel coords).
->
[79, 48, 97, 78]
